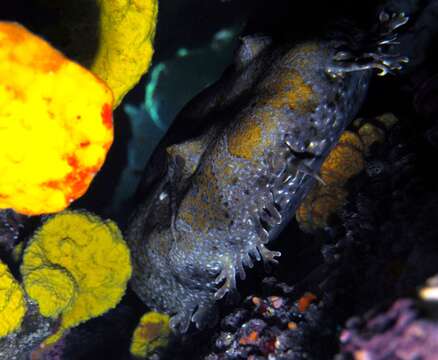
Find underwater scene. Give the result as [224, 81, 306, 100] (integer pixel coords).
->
[2, 0, 438, 359]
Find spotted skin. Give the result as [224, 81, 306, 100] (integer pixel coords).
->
[127, 13, 408, 333]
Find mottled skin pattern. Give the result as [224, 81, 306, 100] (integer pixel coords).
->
[127, 13, 408, 333]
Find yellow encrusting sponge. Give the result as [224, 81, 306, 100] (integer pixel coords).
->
[91, 0, 159, 107]
[20, 210, 131, 343]
[130, 312, 171, 358]
[0, 261, 27, 337]
[0, 22, 114, 215]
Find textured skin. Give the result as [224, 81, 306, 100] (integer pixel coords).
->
[127, 16, 407, 332]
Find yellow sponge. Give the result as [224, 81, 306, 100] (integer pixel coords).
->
[0, 261, 27, 337]
[130, 312, 171, 358]
[297, 114, 398, 232]
[91, 0, 159, 107]
[0, 22, 114, 215]
[297, 131, 365, 232]
[20, 210, 131, 343]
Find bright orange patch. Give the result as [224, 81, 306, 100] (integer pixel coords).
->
[32, 51, 65, 73]
[297, 292, 317, 312]
[288, 321, 298, 330]
[0, 22, 66, 73]
[101, 103, 113, 129]
[43, 155, 99, 205]
[239, 331, 259, 345]
[0, 22, 27, 43]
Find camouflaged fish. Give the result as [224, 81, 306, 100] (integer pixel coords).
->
[127, 11, 408, 332]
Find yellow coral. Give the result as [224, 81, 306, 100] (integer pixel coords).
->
[297, 187, 349, 231]
[0, 22, 114, 215]
[357, 123, 385, 149]
[11, 0, 157, 107]
[91, 0, 158, 107]
[24, 267, 75, 318]
[319, 132, 365, 186]
[354, 113, 399, 150]
[20, 210, 131, 342]
[297, 114, 399, 232]
[297, 131, 365, 232]
[0, 261, 27, 337]
[130, 312, 171, 358]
